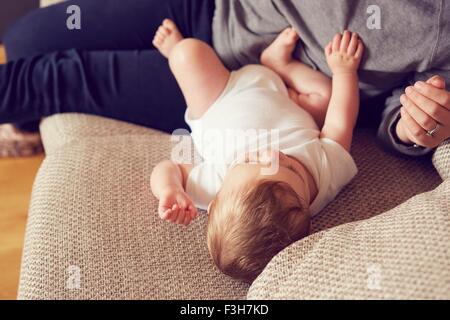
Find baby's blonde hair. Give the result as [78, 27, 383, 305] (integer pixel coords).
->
[207, 180, 311, 283]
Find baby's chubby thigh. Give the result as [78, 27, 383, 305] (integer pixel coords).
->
[168, 39, 231, 119]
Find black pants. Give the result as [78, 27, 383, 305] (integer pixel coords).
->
[1, 0, 215, 133]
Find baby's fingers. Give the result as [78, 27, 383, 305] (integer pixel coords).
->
[159, 208, 172, 220]
[340, 31, 351, 53]
[355, 40, 365, 60]
[347, 32, 359, 56]
[325, 42, 332, 56]
[167, 204, 180, 223]
[182, 212, 192, 226]
[176, 209, 187, 225]
[332, 33, 342, 52]
[189, 205, 198, 219]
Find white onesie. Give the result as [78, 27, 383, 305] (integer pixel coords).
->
[185, 65, 357, 216]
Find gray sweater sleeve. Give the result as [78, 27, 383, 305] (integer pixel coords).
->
[213, 0, 450, 157]
[378, 46, 450, 157]
[377, 86, 433, 157]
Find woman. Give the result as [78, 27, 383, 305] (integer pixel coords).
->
[0, 0, 214, 157]
[1, 0, 449, 157]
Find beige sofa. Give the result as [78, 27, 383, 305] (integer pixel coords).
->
[17, 0, 450, 300]
[17, 114, 450, 300]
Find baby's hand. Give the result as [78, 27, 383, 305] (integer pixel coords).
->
[325, 31, 364, 75]
[158, 187, 198, 226]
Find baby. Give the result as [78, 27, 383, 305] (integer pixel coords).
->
[150, 19, 364, 283]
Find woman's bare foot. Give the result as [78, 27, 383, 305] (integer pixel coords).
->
[152, 19, 184, 58]
[261, 28, 299, 69]
[0, 124, 43, 158]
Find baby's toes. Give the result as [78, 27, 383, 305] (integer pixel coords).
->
[152, 35, 163, 46]
[282, 27, 293, 36]
[157, 26, 170, 38]
[280, 28, 298, 44]
[287, 29, 299, 42]
[163, 19, 177, 31]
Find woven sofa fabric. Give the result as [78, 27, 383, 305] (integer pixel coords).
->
[19, 114, 444, 300]
[433, 140, 450, 181]
[311, 130, 441, 233]
[39, 114, 156, 155]
[17, 0, 449, 301]
[248, 180, 450, 300]
[18, 130, 248, 299]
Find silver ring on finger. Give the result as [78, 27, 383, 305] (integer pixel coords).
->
[426, 123, 440, 137]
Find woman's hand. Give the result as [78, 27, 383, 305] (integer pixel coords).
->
[397, 76, 450, 148]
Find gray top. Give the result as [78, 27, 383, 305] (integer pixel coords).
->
[212, 0, 450, 156]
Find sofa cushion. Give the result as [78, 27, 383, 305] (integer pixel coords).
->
[18, 114, 444, 299]
[433, 140, 450, 181]
[19, 115, 249, 299]
[248, 179, 450, 299]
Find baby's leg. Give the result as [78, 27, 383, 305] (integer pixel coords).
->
[261, 28, 331, 126]
[153, 20, 230, 119]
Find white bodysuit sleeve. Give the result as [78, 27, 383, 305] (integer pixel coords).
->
[185, 164, 226, 211]
[309, 138, 358, 215]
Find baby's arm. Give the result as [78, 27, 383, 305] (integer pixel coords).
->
[261, 28, 332, 126]
[321, 31, 364, 151]
[150, 160, 198, 225]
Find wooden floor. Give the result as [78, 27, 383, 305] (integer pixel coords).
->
[0, 155, 44, 300]
[0, 45, 5, 64]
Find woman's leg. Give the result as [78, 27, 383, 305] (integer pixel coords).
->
[0, 49, 188, 133]
[0, 0, 215, 138]
[3, 0, 215, 61]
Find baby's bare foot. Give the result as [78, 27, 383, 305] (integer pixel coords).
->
[152, 19, 184, 58]
[261, 28, 299, 69]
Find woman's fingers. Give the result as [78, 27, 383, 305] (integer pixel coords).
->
[413, 81, 450, 110]
[400, 107, 434, 147]
[406, 86, 450, 125]
[401, 94, 438, 131]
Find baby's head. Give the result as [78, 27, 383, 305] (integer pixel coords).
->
[207, 154, 311, 283]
